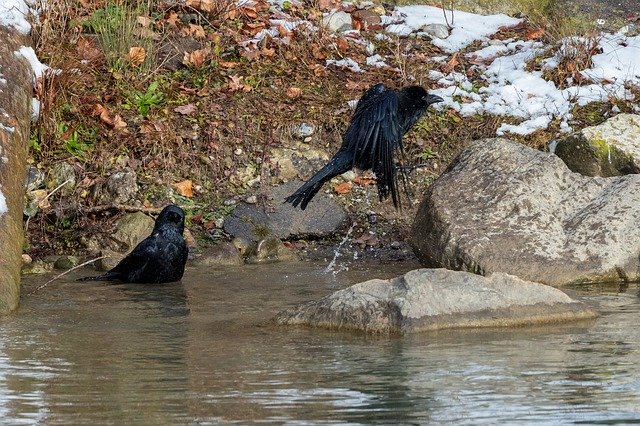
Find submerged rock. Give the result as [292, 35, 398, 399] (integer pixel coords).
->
[245, 236, 300, 264]
[196, 242, 243, 266]
[410, 138, 640, 286]
[553, 114, 640, 176]
[275, 269, 597, 334]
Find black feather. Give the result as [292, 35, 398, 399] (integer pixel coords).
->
[285, 83, 443, 210]
[78, 205, 188, 284]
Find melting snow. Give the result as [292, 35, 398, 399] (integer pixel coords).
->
[0, 0, 32, 34]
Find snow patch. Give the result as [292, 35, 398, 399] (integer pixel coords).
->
[388, 5, 522, 52]
[0, 0, 32, 34]
[14, 46, 50, 82]
[0, 189, 7, 215]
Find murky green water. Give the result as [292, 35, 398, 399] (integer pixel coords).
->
[2, 262, 640, 424]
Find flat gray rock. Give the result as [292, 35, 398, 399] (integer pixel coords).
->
[275, 268, 597, 334]
[223, 182, 348, 242]
[410, 138, 640, 286]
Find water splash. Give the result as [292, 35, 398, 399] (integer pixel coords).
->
[324, 224, 354, 275]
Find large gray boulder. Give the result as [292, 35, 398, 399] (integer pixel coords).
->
[552, 114, 640, 176]
[410, 138, 640, 286]
[275, 268, 596, 334]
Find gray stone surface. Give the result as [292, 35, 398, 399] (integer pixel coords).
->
[196, 242, 243, 266]
[105, 167, 138, 204]
[322, 11, 353, 33]
[245, 236, 300, 263]
[112, 211, 155, 251]
[275, 268, 597, 334]
[410, 138, 640, 286]
[553, 114, 640, 177]
[420, 23, 450, 39]
[223, 181, 348, 242]
[47, 162, 76, 196]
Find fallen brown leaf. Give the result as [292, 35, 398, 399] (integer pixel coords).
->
[165, 11, 180, 27]
[186, 0, 214, 12]
[174, 103, 197, 115]
[127, 46, 146, 66]
[228, 75, 252, 92]
[173, 180, 194, 197]
[137, 16, 152, 27]
[183, 47, 211, 68]
[286, 87, 301, 98]
[353, 175, 376, 186]
[336, 37, 349, 52]
[334, 182, 352, 194]
[525, 28, 545, 40]
[442, 52, 459, 73]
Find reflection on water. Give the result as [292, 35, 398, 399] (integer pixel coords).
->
[2, 262, 640, 424]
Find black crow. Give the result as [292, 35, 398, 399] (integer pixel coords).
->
[78, 205, 188, 283]
[285, 83, 443, 210]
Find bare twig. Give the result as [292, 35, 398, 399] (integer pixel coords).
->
[27, 256, 106, 296]
[441, 0, 455, 30]
[82, 204, 164, 214]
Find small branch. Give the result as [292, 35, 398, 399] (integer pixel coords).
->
[82, 204, 163, 214]
[26, 256, 105, 296]
[441, 0, 455, 30]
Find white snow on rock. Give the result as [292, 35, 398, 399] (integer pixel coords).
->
[14, 46, 50, 82]
[0, 0, 32, 34]
[0, 191, 7, 215]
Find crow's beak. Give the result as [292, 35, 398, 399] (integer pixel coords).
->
[425, 94, 444, 104]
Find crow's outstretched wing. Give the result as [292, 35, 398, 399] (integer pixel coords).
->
[342, 83, 403, 207]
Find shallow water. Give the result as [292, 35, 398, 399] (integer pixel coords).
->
[2, 262, 640, 424]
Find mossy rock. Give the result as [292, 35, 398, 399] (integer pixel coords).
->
[553, 114, 640, 177]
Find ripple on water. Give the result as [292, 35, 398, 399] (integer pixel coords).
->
[3, 265, 640, 423]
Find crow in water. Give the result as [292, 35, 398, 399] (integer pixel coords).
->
[285, 83, 443, 210]
[78, 205, 188, 284]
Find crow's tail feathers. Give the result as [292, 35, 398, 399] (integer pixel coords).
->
[76, 271, 119, 282]
[284, 153, 351, 210]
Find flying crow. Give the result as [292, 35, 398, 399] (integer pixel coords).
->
[78, 205, 188, 283]
[285, 83, 443, 210]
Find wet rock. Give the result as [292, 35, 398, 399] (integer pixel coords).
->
[223, 181, 348, 242]
[420, 23, 450, 39]
[245, 236, 300, 264]
[25, 165, 44, 191]
[269, 142, 330, 183]
[97, 248, 122, 272]
[322, 11, 353, 32]
[275, 269, 597, 334]
[47, 162, 76, 196]
[410, 138, 640, 286]
[105, 167, 138, 204]
[196, 242, 243, 266]
[112, 211, 155, 250]
[54, 255, 80, 270]
[553, 114, 640, 177]
[21, 260, 54, 276]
